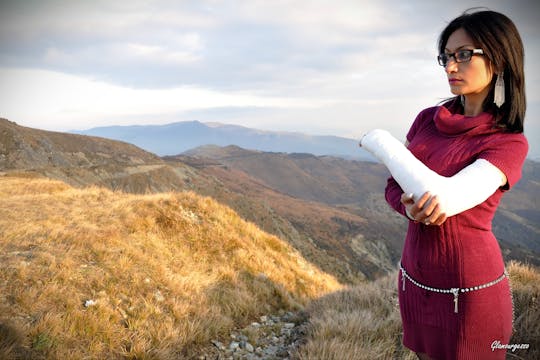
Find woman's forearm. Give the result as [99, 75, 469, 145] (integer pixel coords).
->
[360, 129, 504, 217]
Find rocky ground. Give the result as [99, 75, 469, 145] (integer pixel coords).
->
[199, 311, 309, 359]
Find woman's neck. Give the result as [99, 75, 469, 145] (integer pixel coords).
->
[463, 89, 490, 116]
[463, 99, 483, 116]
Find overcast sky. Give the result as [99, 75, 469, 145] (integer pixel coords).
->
[1, 0, 539, 159]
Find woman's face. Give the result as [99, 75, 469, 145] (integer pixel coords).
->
[443, 28, 494, 100]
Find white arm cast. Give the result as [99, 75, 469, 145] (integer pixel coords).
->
[360, 129, 505, 217]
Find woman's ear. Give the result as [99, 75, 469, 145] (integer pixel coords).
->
[486, 62, 497, 83]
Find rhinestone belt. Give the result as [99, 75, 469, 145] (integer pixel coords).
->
[399, 262, 508, 313]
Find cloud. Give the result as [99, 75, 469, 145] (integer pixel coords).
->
[0, 67, 325, 130]
[0, 0, 538, 157]
[2, 0, 537, 93]
[0, 0, 424, 90]
[0, 0, 216, 42]
[43, 34, 204, 69]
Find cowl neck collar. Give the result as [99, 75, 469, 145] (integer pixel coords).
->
[434, 101, 497, 136]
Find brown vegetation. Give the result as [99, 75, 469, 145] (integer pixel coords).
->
[0, 176, 341, 359]
[168, 155, 403, 284]
[176, 147, 540, 279]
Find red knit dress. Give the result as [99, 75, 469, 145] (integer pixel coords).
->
[385, 101, 528, 359]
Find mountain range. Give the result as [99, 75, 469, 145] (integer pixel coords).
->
[73, 120, 373, 160]
[2, 118, 539, 282]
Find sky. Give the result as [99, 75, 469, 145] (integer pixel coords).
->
[1, 0, 539, 159]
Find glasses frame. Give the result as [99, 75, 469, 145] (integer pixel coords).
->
[437, 49, 484, 67]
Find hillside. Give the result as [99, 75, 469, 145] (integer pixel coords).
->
[181, 145, 540, 268]
[494, 160, 540, 262]
[0, 118, 195, 193]
[167, 149, 405, 282]
[182, 145, 387, 205]
[0, 176, 341, 359]
[0, 119, 159, 169]
[174, 156, 399, 283]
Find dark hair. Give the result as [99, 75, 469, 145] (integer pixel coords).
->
[438, 9, 525, 133]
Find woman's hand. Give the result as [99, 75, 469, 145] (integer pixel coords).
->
[401, 192, 447, 226]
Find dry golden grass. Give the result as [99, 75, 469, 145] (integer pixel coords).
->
[294, 274, 416, 360]
[293, 261, 540, 360]
[0, 176, 341, 359]
[507, 261, 540, 359]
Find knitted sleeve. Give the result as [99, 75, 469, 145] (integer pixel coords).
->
[478, 133, 528, 191]
[362, 129, 507, 217]
[385, 176, 407, 217]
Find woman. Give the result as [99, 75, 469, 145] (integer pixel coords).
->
[360, 9, 528, 359]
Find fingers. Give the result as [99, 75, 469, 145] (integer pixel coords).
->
[423, 200, 443, 225]
[424, 200, 440, 224]
[406, 192, 448, 226]
[422, 195, 439, 219]
[431, 212, 448, 226]
[407, 192, 430, 219]
[415, 192, 431, 210]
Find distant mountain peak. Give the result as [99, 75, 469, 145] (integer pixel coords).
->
[74, 120, 373, 160]
[204, 121, 233, 128]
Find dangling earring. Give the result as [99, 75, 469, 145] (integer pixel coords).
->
[494, 71, 505, 107]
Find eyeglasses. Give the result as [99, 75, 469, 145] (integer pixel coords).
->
[437, 49, 484, 66]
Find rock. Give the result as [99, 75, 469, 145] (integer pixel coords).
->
[154, 290, 165, 302]
[208, 311, 307, 359]
[211, 340, 226, 351]
[264, 344, 279, 356]
[276, 347, 289, 357]
[84, 299, 97, 307]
